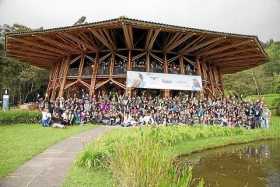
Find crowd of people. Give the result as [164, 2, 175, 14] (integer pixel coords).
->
[38, 91, 271, 129]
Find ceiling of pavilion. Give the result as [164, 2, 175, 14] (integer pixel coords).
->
[4, 17, 268, 74]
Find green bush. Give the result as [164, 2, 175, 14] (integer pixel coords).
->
[0, 110, 41, 125]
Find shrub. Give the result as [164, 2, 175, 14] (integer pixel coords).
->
[0, 110, 41, 125]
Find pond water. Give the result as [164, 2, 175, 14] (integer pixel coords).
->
[183, 140, 280, 187]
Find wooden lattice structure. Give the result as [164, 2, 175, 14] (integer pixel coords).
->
[4, 17, 268, 99]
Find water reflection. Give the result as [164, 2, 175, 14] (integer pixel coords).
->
[182, 140, 280, 187]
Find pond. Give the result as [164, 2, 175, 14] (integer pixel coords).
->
[182, 140, 280, 187]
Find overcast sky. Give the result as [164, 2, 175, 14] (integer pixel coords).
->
[0, 0, 279, 42]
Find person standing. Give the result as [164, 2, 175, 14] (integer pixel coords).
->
[262, 106, 271, 128]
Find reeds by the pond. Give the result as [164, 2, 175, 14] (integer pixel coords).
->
[76, 119, 280, 187]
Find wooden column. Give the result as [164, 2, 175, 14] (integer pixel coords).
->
[109, 53, 115, 79]
[46, 66, 54, 99]
[213, 66, 222, 96]
[126, 50, 132, 97]
[50, 61, 62, 101]
[90, 52, 99, 97]
[179, 56, 185, 74]
[195, 58, 203, 97]
[208, 64, 215, 96]
[77, 54, 85, 81]
[218, 67, 224, 94]
[201, 60, 210, 97]
[163, 54, 170, 98]
[58, 56, 70, 97]
[146, 52, 150, 72]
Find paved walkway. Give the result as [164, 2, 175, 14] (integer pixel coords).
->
[0, 126, 112, 187]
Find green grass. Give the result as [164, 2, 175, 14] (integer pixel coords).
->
[246, 93, 280, 109]
[0, 124, 96, 177]
[63, 117, 280, 187]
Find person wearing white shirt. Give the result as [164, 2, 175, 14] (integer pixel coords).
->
[41, 109, 51, 127]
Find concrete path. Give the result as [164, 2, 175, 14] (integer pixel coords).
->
[0, 126, 112, 187]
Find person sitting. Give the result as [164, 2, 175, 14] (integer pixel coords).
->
[41, 109, 51, 127]
[52, 111, 66, 128]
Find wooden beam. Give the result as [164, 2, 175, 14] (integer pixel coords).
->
[95, 79, 110, 90]
[7, 55, 52, 66]
[163, 54, 170, 98]
[193, 38, 226, 56]
[179, 35, 206, 54]
[10, 37, 66, 55]
[109, 53, 115, 78]
[79, 32, 98, 49]
[164, 33, 182, 50]
[77, 54, 85, 80]
[36, 35, 79, 53]
[126, 50, 132, 97]
[61, 32, 96, 51]
[132, 52, 146, 61]
[90, 53, 99, 96]
[58, 56, 70, 97]
[145, 29, 160, 50]
[206, 48, 259, 60]
[79, 80, 90, 89]
[148, 29, 160, 50]
[122, 23, 134, 49]
[8, 50, 58, 60]
[212, 55, 265, 63]
[89, 28, 114, 50]
[165, 33, 194, 52]
[182, 56, 195, 66]
[215, 58, 264, 66]
[146, 52, 150, 72]
[56, 33, 81, 50]
[179, 56, 185, 74]
[218, 67, 224, 92]
[102, 29, 116, 49]
[111, 79, 126, 89]
[208, 66, 215, 96]
[200, 40, 253, 57]
[7, 46, 61, 58]
[184, 37, 225, 53]
[150, 52, 164, 64]
[64, 81, 78, 90]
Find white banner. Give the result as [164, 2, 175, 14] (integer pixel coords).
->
[126, 71, 202, 91]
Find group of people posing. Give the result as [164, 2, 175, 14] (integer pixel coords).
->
[39, 92, 270, 129]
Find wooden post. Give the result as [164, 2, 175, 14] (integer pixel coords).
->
[218, 67, 224, 94]
[109, 53, 115, 79]
[195, 58, 204, 97]
[201, 60, 210, 97]
[50, 61, 62, 101]
[179, 56, 185, 74]
[90, 52, 99, 97]
[46, 66, 54, 99]
[58, 56, 70, 97]
[146, 52, 150, 72]
[78, 53, 85, 81]
[212, 66, 222, 95]
[163, 54, 170, 98]
[208, 65, 215, 96]
[126, 50, 132, 97]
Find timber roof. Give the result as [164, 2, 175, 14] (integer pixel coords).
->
[5, 17, 268, 74]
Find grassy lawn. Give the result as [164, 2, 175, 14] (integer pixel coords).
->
[0, 124, 96, 177]
[63, 117, 280, 187]
[246, 93, 280, 110]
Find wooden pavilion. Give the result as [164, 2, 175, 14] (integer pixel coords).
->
[4, 17, 268, 100]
